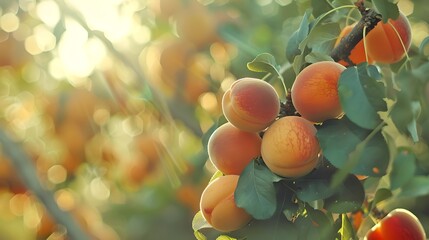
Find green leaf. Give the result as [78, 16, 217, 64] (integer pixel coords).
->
[370, 188, 392, 210]
[294, 166, 337, 202]
[216, 236, 236, 240]
[194, 231, 207, 240]
[339, 214, 356, 240]
[398, 176, 429, 198]
[247, 53, 280, 75]
[245, 217, 298, 240]
[304, 52, 334, 63]
[286, 10, 311, 63]
[390, 148, 416, 190]
[235, 160, 280, 220]
[311, 0, 332, 17]
[307, 208, 336, 239]
[209, 170, 224, 183]
[317, 118, 389, 178]
[324, 174, 365, 213]
[192, 211, 211, 232]
[371, 0, 399, 23]
[390, 92, 421, 142]
[307, 22, 340, 54]
[338, 64, 387, 130]
[419, 36, 429, 57]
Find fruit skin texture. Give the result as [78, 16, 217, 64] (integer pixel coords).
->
[222, 78, 280, 132]
[334, 24, 374, 66]
[365, 208, 426, 240]
[365, 12, 412, 64]
[291, 61, 346, 123]
[208, 122, 262, 175]
[261, 116, 320, 178]
[200, 175, 252, 232]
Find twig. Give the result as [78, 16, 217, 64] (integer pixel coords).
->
[330, 1, 382, 65]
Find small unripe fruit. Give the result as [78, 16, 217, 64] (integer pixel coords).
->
[366, 12, 412, 64]
[261, 116, 320, 178]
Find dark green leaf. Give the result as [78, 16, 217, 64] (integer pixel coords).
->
[398, 176, 429, 198]
[307, 208, 336, 239]
[338, 64, 387, 130]
[294, 166, 337, 202]
[245, 217, 298, 240]
[324, 174, 365, 213]
[286, 10, 311, 63]
[390, 148, 416, 190]
[235, 160, 279, 220]
[371, 0, 399, 23]
[317, 118, 389, 178]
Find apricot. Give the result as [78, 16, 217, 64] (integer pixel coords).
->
[291, 61, 346, 123]
[261, 116, 320, 178]
[222, 78, 280, 132]
[200, 175, 252, 232]
[176, 2, 218, 48]
[334, 24, 374, 66]
[365, 208, 426, 240]
[365, 12, 412, 64]
[208, 122, 261, 175]
[336, 12, 412, 65]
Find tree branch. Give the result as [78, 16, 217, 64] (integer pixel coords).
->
[330, 1, 382, 65]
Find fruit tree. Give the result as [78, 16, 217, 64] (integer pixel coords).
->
[193, 0, 429, 239]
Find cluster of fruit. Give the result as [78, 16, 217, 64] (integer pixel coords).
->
[197, 7, 427, 239]
[199, 60, 346, 232]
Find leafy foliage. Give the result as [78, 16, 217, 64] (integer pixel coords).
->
[235, 159, 281, 220]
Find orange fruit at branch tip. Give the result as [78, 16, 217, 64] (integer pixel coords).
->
[334, 24, 374, 66]
[199, 175, 252, 232]
[365, 208, 426, 240]
[335, 11, 412, 65]
[291, 61, 346, 123]
[222, 77, 280, 132]
[261, 116, 321, 178]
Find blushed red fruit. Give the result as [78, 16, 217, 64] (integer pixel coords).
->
[365, 12, 412, 64]
[291, 61, 346, 123]
[222, 78, 280, 132]
[365, 208, 426, 240]
[208, 122, 261, 175]
[200, 175, 252, 232]
[261, 116, 320, 178]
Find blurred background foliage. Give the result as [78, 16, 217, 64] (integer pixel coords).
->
[0, 0, 427, 239]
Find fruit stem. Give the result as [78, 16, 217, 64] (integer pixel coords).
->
[330, 1, 382, 65]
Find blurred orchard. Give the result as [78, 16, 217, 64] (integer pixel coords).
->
[0, 0, 429, 239]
